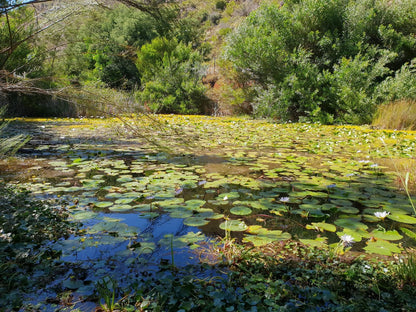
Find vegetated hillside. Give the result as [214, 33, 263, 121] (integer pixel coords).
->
[1, 0, 416, 126]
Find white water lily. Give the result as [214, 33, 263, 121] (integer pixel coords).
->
[340, 234, 355, 247]
[374, 211, 390, 220]
[279, 197, 290, 203]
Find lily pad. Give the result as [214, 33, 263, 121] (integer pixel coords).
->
[183, 216, 210, 227]
[217, 192, 240, 201]
[334, 217, 368, 231]
[370, 230, 403, 241]
[306, 222, 336, 232]
[299, 237, 328, 248]
[230, 206, 252, 216]
[364, 239, 403, 256]
[109, 204, 133, 212]
[387, 214, 416, 224]
[95, 201, 114, 208]
[219, 220, 248, 232]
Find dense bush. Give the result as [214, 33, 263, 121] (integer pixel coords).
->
[223, 0, 416, 123]
[137, 37, 207, 114]
[62, 6, 160, 89]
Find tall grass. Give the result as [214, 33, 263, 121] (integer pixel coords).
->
[372, 100, 416, 130]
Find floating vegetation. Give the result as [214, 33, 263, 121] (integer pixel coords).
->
[1, 116, 416, 299]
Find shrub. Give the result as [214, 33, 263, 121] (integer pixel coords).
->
[223, 0, 416, 124]
[216, 0, 227, 11]
[136, 37, 207, 114]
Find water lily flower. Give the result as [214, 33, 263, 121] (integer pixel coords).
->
[280, 197, 290, 203]
[340, 234, 355, 247]
[374, 211, 390, 220]
[326, 183, 336, 189]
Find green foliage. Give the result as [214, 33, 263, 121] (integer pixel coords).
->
[0, 6, 45, 75]
[223, 0, 416, 123]
[0, 184, 75, 309]
[395, 250, 416, 287]
[137, 37, 207, 114]
[62, 6, 159, 89]
[119, 247, 416, 311]
[374, 59, 416, 104]
[215, 0, 227, 11]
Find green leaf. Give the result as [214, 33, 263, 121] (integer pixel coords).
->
[388, 214, 416, 224]
[230, 206, 252, 216]
[306, 222, 336, 232]
[219, 220, 248, 232]
[364, 239, 402, 256]
[370, 230, 403, 241]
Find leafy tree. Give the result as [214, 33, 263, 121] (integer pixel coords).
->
[137, 37, 207, 114]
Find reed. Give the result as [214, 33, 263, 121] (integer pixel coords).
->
[372, 100, 416, 130]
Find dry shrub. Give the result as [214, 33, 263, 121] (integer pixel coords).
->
[372, 100, 416, 130]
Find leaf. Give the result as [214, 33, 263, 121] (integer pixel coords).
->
[95, 201, 114, 208]
[243, 226, 291, 246]
[230, 206, 252, 216]
[306, 222, 336, 232]
[364, 239, 402, 256]
[299, 237, 328, 248]
[183, 216, 210, 227]
[388, 214, 416, 224]
[334, 217, 368, 231]
[400, 227, 416, 240]
[370, 229, 403, 241]
[219, 220, 248, 232]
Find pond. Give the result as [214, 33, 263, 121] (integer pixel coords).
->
[1, 115, 416, 308]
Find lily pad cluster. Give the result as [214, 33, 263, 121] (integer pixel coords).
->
[2, 116, 416, 259]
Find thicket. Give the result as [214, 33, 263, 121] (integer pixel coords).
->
[223, 0, 416, 124]
[1, 2, 210, 116]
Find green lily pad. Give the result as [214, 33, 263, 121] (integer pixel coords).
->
[183, 216, 210, 227]
[71, 211, 98, 221]
[370, 230, 403, 241]
[185, 199, 206, 208]
[299, 237, 328, 248]
[217, 192, 240, 201]
[140, 212, 160, 219]
[243, 225, 291, 246]
[219, 220, 248, 232]
[159, 232, 205, 248]
[230, 206, 252, 216]
[364, 239, 403, 256]
[306, 222, 336, 232]
[334, 217, 368, 231]
[95, 201, 114, 208]
[115, 197, 135, 204]
[109, 204, 133, 212]
[387, 214, 416, 224]
[400, 227, 416, 240]
[339, 207, 360, 214]
[63, 279, 84, 290]
[169, 208, 193, 219]
[130, 241, 156, 254]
